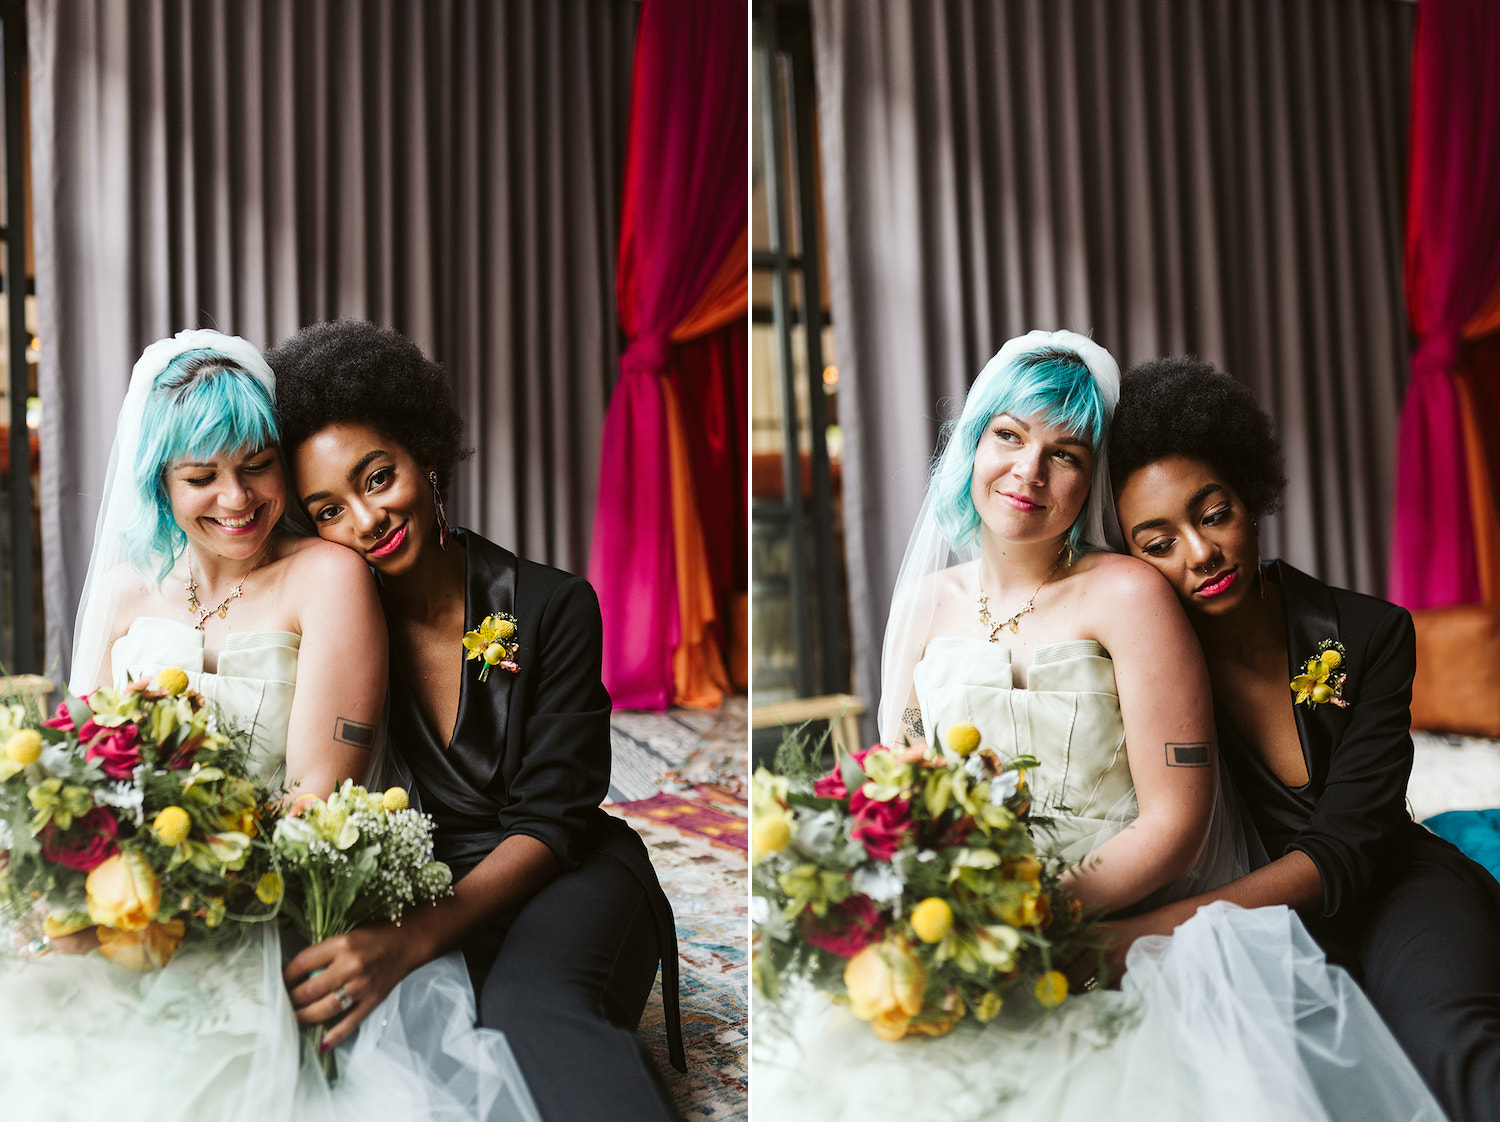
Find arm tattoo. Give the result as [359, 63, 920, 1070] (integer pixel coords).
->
[902, 708, 924, 740]
[1165, 742, 1210, 767]
[333, 717, 376, 750]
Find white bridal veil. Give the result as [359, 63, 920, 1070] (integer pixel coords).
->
[68, 330, 280, 698]
[876, 329, 1122, 746]
[875, 328, 1246, 900]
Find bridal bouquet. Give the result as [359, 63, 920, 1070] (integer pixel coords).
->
[271, 779, 453, 1075]
[0, 669, 280, 970]
[751, 723, 1095, 1042]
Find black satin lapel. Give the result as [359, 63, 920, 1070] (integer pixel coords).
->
[448, 529, 518, 792]
[1276, 560, 1342, 784]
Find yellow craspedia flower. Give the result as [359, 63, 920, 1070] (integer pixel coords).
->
[974, 991, 1003, 1023]
[382, 787, 410, 812]
[152, 806, 192, 846]
[1034, 970, 1069, 1008]
[752, 814, 792, 855]
[946, 722, 981, 756]
[1320, 649, 1342, 670]
[910, 897, 954, 944]
[154, 667, 190, 696]
[6, 729, 42, 766]
[255, 871, 283, 905]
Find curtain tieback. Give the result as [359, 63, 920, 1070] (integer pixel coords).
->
[620, 332, 673, 378]
[1412, 330, 1463, 380]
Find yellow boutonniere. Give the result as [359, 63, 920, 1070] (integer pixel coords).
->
[1291, 640, 1349, 708]
[463, 613, 520, 682]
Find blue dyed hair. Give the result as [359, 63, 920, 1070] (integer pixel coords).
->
[126, 350, 281, 582]
[930, 347, 1110, 553]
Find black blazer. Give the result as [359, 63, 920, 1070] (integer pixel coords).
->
[1219, 560, 1492, 956]
[384, 528, 684, 1070]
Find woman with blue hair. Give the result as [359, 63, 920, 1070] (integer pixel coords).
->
[6, 330, 540, 1121]
[758, 330, 1445, 1121]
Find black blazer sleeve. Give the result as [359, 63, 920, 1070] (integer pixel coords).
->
[499, 574, 613, 871]
[1289, 602, 1418, 919]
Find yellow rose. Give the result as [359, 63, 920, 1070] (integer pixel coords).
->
[256, 871, 283, 905]
[152, 806, 192, 846]
[97, 919, 185, 971]
[1320, 649, 1342, 670]
[910, 897, 954, 944]
[845, 937, 927, 1025]
[154, 667, 190, 696]
[869, 1010, 910, 1041]
[6, 729, 42, 766]
[86, 851, 161, 931]
[382, 787, 410, 812]
[1034, 970, 1069, 1008]
[945, 723, 981, 756]
[495, 619, 516, 640]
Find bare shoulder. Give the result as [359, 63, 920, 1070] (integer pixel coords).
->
[1065, 551, 1186, 643]
[277, 537, 376, 604]
[100, 561, 158, 620]
[1072, 551, 1177, 602]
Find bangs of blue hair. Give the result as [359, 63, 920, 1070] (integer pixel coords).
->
[126, 350, 281, 582]
[930, 348, 1109, 553]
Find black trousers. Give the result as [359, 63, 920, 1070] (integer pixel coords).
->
[1343, 855, 1500, 1122]
[466, 847, 684, 1122]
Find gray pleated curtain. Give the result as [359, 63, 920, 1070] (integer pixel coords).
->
[31, 0, 635, 677]
[810, 0, 1415, 729]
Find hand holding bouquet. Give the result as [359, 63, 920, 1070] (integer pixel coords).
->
[0, 669, 279, 970]
[271, 779, 453, 1076]
[752, 723, 1095, 1042]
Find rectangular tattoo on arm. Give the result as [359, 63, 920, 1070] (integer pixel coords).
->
[334, 718, 376, 750]
[1166, 742, 1209, 767]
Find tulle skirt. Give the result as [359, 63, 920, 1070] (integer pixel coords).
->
[753, 903, 1446, 1122]
[0, 924, 539, 1122]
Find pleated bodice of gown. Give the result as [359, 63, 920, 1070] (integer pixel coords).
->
[915, 637, 1132, 862]
[110, 616, 299, 787]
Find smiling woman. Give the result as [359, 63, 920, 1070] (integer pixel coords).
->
[270, 319, 686, 1122]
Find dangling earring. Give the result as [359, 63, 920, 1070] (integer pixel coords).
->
[429, 471, 449, 550]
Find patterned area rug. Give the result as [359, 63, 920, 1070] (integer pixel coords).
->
[608, 697, 747, 1122]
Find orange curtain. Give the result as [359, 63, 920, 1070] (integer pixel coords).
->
[665, 228, 746, 706]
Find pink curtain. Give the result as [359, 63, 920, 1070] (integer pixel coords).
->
[1390, 0, 1500, 609]
[589, 0, 747, 710]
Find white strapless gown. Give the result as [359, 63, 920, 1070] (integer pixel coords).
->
[0, 618, 540, 1122]
[753, 639, 1447, 1122]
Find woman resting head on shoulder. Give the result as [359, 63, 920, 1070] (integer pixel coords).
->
[71, 330, 387, 799]
[269, 321, 685, 1121]
[882, 330, 1225, 917]
[1109, 355, 1500, 1122]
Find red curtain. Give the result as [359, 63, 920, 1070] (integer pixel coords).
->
[589, 0, 747, 710]
[1390, 0, 1500, 609]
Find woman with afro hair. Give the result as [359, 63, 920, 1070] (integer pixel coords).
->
[269, 320, 684, 1122]
[1108, 354, 1500, 1122]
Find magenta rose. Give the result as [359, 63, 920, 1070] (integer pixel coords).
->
[802, 893, 888, 958]
[82, 721, 142, 779]
[812, 768, 848, 801]
[42, 704, 75, 733]
[40, 808, 120, 872]
[850, 793, 913, 861]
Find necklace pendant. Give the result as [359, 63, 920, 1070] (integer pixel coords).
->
[1007, 618, 1020, 635]
[217, 606, 229, 619]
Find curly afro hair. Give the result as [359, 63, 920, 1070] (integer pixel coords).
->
[268, 319, 472, 493]
[1109, 355, 1286, 518]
